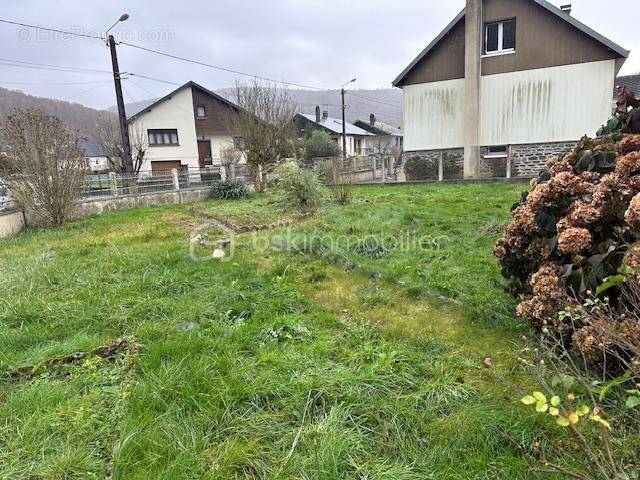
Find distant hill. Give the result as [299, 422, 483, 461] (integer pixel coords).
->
[117, 88, 403, 128]
[0, 87, 113, 134]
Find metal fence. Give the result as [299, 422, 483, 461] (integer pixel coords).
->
[84, 165, 252, 199]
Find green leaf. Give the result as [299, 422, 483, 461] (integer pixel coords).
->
[549, 407, 560, 416]
[627, 396, 640, 409]
[576, 405, 590, 417]
[599, 370, 632, 401]
[521, 395, 536, 406]
[533, 391, 547, 403]
[556, 416, 570, 427]
[596, 274, 626, 295]
[589, 414, 612, 430]
[536, 401, 549, 413]
[550, 395, 561, 407]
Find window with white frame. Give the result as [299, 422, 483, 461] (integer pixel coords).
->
[485, 19, 516, 55]
[196, 105, 206, 118]
[148, 129, 179, 146]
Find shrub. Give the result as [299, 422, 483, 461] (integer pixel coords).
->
[404, 154, 462, 181]
[0, 108, 86, 226]
[303, 130, 340, 160]
[331, 174, 353, 205]
[494, 134, 640, 364]
[275, 162, 325, 213]
[512, 279, 640, 480]
[209, 180, 249, 200]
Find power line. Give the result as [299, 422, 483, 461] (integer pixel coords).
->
[67, 81, 113, 100]
[347, 91, 402, 108]
[0, 80, 111, 86]
[125, 72, 181, 86]
[0, 19, 104, 40]
[118, 40, 326, 91]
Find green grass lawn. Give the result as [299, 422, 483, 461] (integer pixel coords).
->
[1, 183, 559, 479]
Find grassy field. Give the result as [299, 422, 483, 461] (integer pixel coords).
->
[0, 183, 560, 479]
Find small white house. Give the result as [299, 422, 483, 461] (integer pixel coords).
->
[80, 139, 111, 172]
[294, 108, 374, 157]
[127, 81, 242, 174]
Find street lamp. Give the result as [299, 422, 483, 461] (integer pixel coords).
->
[106, 13, 133, 173]
[106, 13, 129, 37]
[340, 78, 356, 163]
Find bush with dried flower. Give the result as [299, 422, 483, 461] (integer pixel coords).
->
[495, 134, 640, 363]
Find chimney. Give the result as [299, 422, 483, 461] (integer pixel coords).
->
[370, 113, 376, 126]
[322, 110, 328, 121]
[463, 0, 482, 179]
[315, 105, 321, 123]
[560, 4, 571, 14]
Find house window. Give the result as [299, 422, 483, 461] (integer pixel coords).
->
[484, 145, 509, 158]
[196, 106, 206, 118]
[485, 19, 516, 55]
[148, 129, 179, 146]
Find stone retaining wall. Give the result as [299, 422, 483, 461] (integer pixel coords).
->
[403, 141, 577, 179]
[510, 141, 576, 177]
[0, 210, 25, 240]
[0, 187, 212, 240]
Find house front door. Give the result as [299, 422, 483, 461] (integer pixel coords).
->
[197, 140, 212, 169]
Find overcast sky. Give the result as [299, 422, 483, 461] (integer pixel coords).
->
[0, 0, 637, 110]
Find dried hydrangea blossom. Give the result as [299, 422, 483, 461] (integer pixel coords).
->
[557, 227, 593, 255]
[566, 201, 603, 227]
[525, 238, 552, 261]
[530, 263, 562, 297]
[572, 325, 610, 364]
[617, 134, 640, 154]
[615, 151, 640, 176]
[550, 160, 573, 175]
[525, 182, 553, 213]
[624, 242, 640, 270]
[625, 194, 640, 228]
[592, 173, 619, 207]
[511, 206, 539, 235]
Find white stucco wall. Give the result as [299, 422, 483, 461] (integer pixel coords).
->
[403, 59, 616, 151]
[129, 86, 199, 171]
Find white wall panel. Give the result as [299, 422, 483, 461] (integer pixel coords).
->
[481, 60, 615, 145]
[403, 79, 465, 151]
[402, 60, 616, 151]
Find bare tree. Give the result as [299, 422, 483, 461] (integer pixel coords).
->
[0, 108, 86, 226]
[231, 80, 298, 192]
[92, 113, 148, 174]
[220, 145, 243, 180]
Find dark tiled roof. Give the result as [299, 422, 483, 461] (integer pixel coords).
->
[80, 139, 107, 157]
[615, 74, 640, 98]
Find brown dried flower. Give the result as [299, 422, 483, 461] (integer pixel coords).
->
[624, 193, 640, 228]
[617, 134, 640, 155]
[557, 227, 592, 255]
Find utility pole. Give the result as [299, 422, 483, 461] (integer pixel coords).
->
[340, 78, 356, 166]
[341, 88, 347, 165]
[108, 34, 133, 174]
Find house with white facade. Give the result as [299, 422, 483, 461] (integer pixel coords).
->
[294, 107, 374, 157]
[127, 81, 241, 174]
[354, 114, 403, 156]
[393, 0, 629, 179]
[80, 139, 112, 173]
